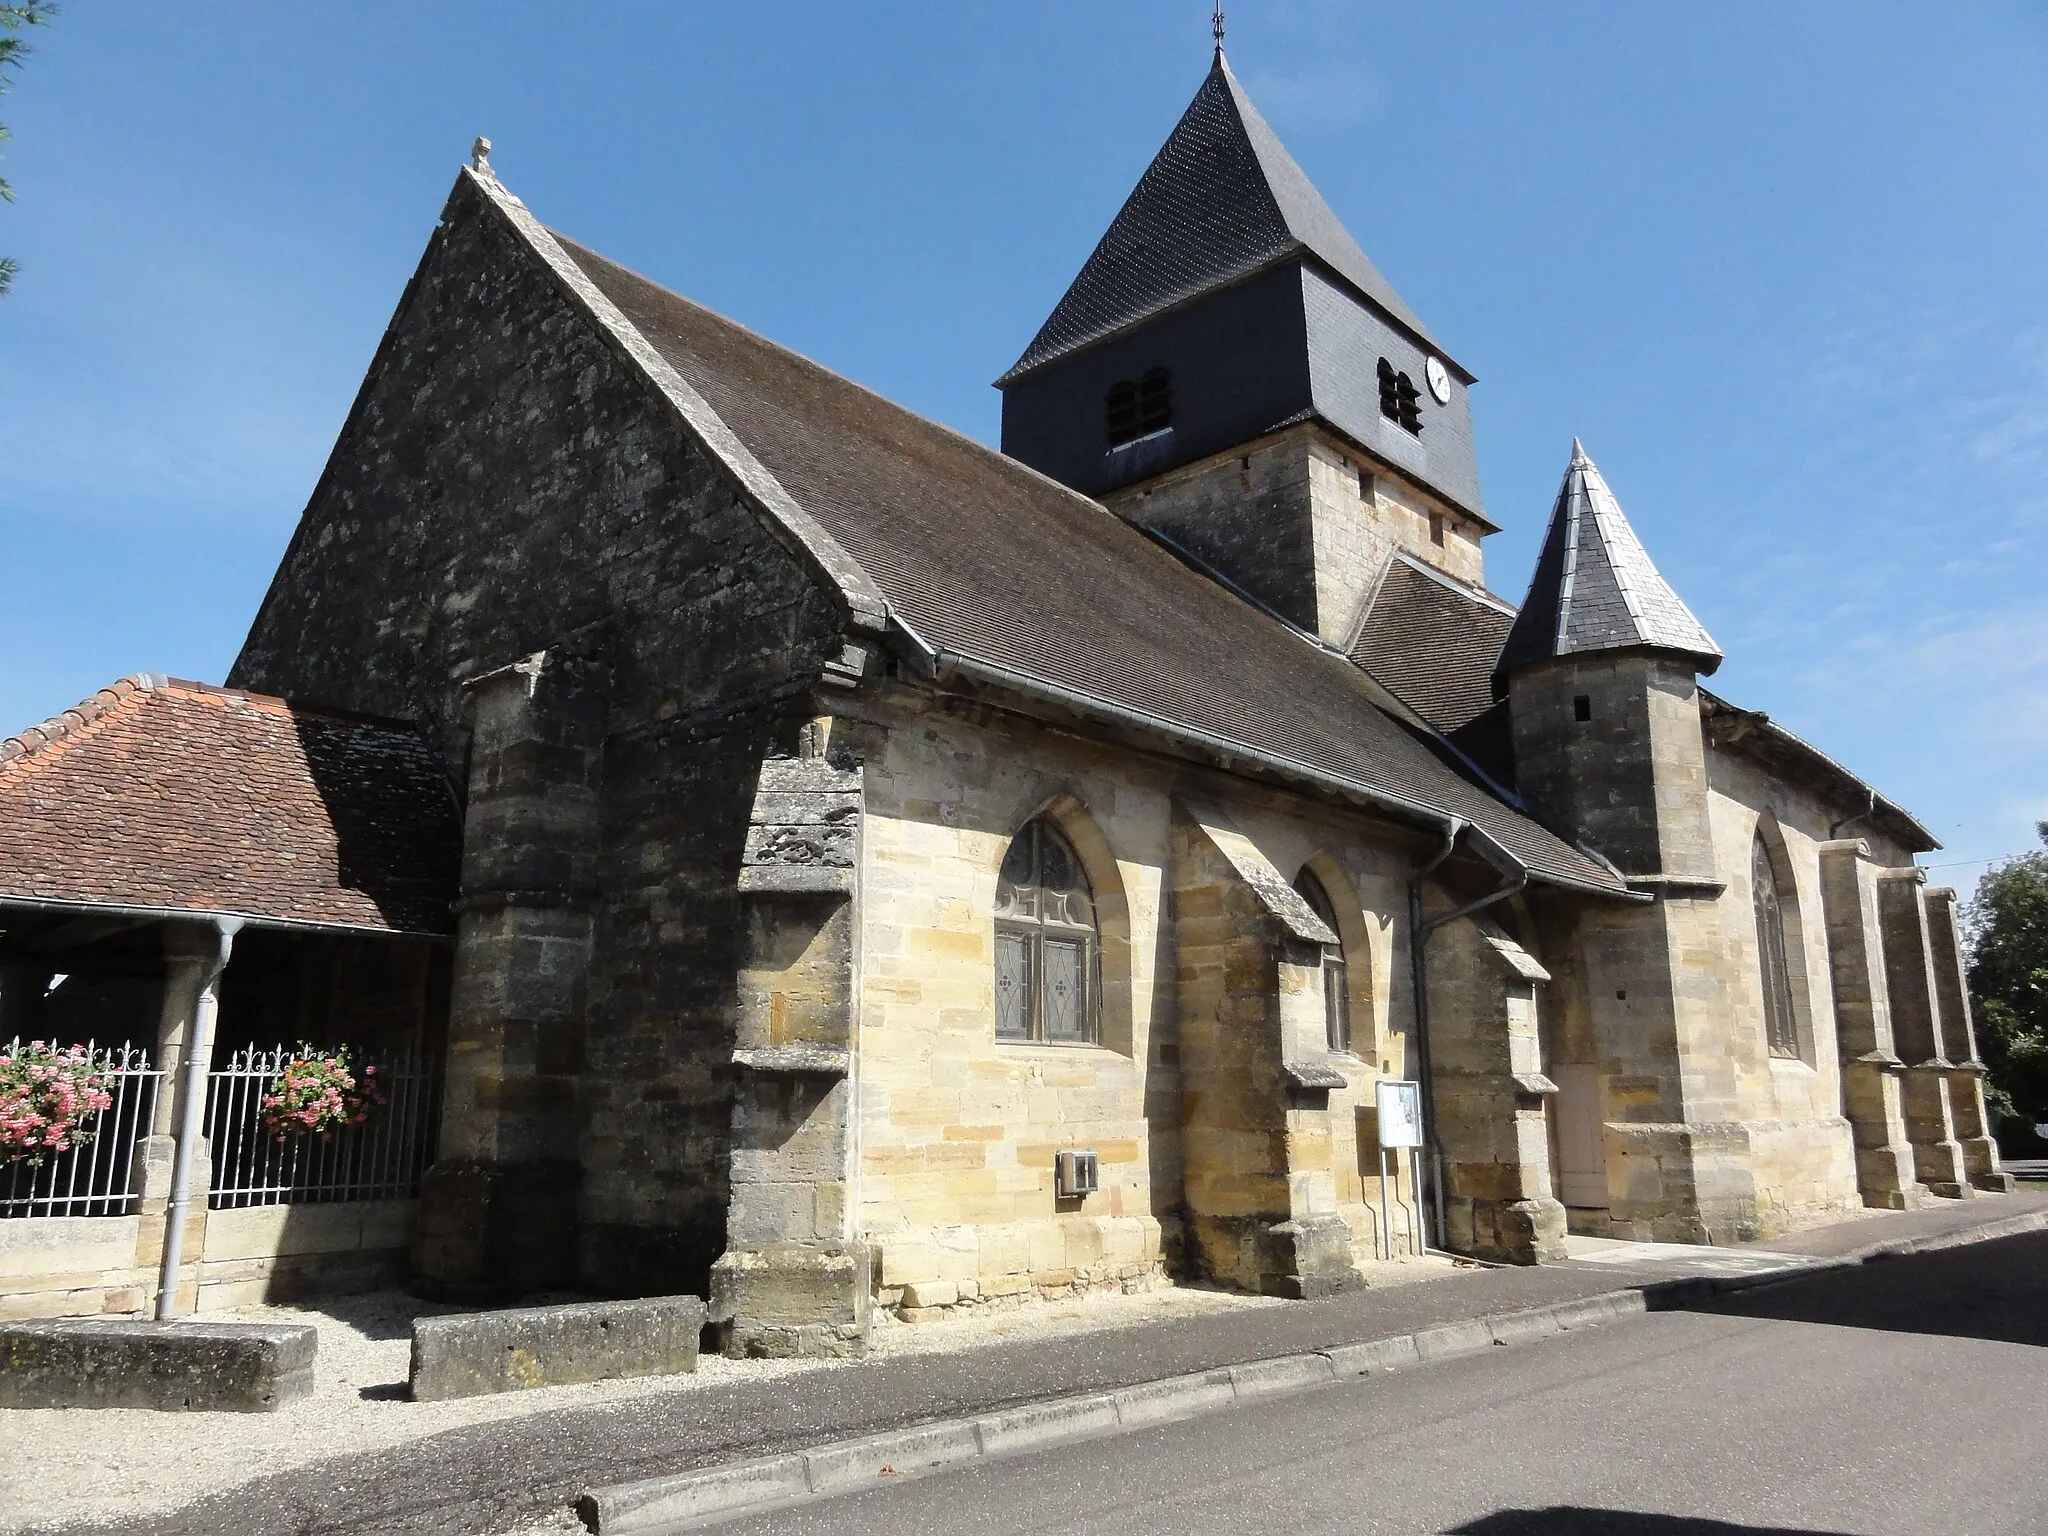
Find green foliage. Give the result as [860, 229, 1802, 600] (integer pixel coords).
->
[0, 0, 58, 297]
[1965, 821, 2048, 1126]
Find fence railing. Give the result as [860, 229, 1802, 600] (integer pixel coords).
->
[205, 1045, 441, 1210]
[0, 1040, 162, 1219]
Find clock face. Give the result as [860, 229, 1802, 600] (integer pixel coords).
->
[1424, 356, 1453, 405]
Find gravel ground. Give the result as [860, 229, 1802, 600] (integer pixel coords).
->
[0, 1257, 1459, 1533]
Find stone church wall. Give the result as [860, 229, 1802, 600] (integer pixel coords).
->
[227, 172, 854, 1299]
[1701, 742, 1863, 1234]
[845, 689, 1432, 1313]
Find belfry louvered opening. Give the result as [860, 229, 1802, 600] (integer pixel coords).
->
[1377, 358, 1423, 435]
[995, 820, 1100, 1045]
[1105, 367, 1173, 447]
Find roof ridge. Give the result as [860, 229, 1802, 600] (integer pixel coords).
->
[453, 166, 889, 638]
[551, 234, 1199, 564]
[1388, 549, 1518, 616]
[0, 674, 165, 771]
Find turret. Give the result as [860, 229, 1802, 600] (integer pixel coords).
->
[1496, 441, 1722, 881]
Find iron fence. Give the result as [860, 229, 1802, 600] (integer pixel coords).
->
[205, 1045, 440, 1210]
[0, 1040, 162, 1219]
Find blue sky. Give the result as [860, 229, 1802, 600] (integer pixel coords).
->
[4, 2, 2044, 886]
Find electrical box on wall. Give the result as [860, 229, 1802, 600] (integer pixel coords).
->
[1054, 1148, 1099, 1199]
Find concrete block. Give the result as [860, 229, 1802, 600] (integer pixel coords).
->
[1323, 1334, 1421, 1375]
[0, 1318, 315, 1412]
[1410, 1318, 1498, 1362]
[410, 1294, 704, 1402]
[974, 1394, 1119, 1455]
[582, 1453, 811, 1534]
[804, 1420, 981, 1493]
[1111, 1369, 1237, 1427]
[1228, 1352, 1336, 1398]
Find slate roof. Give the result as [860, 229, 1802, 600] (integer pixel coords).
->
[1497, 440, 1722, 677]
[546, 227, 1623, 895]
[1349, 553, 1518, 785]
[997, 52, 1441, 385]
[0, 677, 460, 933]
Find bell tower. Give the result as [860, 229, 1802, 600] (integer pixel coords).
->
[997, 49, 1495, 645]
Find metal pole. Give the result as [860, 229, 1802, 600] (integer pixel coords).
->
[1377, 1144, 1392, 1264]
[155, 918, 241, 1320]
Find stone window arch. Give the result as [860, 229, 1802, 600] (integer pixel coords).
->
[1751, 830, 1801, 1060]
[1293, 866, 1352, 1055]
[995, 819, 1099, 1045]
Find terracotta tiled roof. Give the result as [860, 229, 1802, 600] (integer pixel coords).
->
[0, 677, 460, 934]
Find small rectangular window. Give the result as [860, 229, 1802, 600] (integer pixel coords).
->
[1573, 694, 1592, 722]
[1357, 468, 1373, 501]
[1429, 513, 1445, 546]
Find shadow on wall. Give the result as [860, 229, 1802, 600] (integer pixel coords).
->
[1666, 1230, 2048, 1350]
[1451, 1513, 1853, 1535]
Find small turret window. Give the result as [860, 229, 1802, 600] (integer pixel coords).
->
[1377, 358, 1423, 436]
[1106, 367, 1172, 446]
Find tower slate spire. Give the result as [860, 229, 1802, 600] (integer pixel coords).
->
[1497, 440, 1721, 677]
[997, 50, 1438, 385]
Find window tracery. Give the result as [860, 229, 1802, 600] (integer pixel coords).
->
[995, 820, 1099, 1045]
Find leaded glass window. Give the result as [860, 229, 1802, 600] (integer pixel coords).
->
[995, 821, 1099, 1045]
[1294, 868, 1352, 1055]
[1752, 833, 1800, 1059]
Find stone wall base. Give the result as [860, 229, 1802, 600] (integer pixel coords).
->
[413, 1157, 581, 1300]
[1447, 1194, 1568, 1265]
[886, 1259, 1166, 1321]
[1188, 1212, 1362, 1298]
[709, 1239, 871, 1359]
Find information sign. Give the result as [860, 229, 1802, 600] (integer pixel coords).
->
[1376, 1080, 1424, 1149]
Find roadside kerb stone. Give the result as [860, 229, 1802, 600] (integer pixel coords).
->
[1411, 1317, 1499, 1361]
[411, 1294, 705, 1402]
[1324, 1333, 1421, 1376]
[1227, 1352, 1335, 1398]
[576, 1207, 2048, 1534]
[0, 1318, 315, 1413]
[974, 1394, 1121, 1455]
[1110, 1369, 1239, 1426]
[581, 1453, 812, 1533]
[803, 1421, 983, 1494]
[579, 1292, 1631, 1531]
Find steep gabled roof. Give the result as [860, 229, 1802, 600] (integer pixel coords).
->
[1497, 440, 1722, 677]
[465, 172, 1620, 895]
[1349, 553, 1518, 786]
[998, 51, 1439, 385]
[0, 676, 460, 933]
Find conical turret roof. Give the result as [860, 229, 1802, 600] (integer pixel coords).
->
[998, 51, 1439, 385]
[1497, 441, 1722, 676]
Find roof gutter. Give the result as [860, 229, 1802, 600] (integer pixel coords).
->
[886, 613, 1628, 901]
[0, 893, 452, 943]
[890, 612, 1458, 842]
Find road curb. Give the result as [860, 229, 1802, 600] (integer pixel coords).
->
[577, 1209, 2048, 1533]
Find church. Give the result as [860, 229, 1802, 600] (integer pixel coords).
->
[0, 49, 2011, 1346]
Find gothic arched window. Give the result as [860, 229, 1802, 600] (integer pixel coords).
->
[995, 820, 1099, 1044]
[1751, 833, 1800, 1059]
[1293, 868, 1352, 1055]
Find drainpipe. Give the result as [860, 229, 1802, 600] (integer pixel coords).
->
[1407, 822, 1529, 1250]
[155, 917, 241, 1321]
[1829, 788, 1879, 842]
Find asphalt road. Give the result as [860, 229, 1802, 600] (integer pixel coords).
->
[716, 1231, 2048, 1536]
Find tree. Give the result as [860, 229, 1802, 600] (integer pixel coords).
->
[1964, 821, 2048, 1132]
[0, 1, 58, 297]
